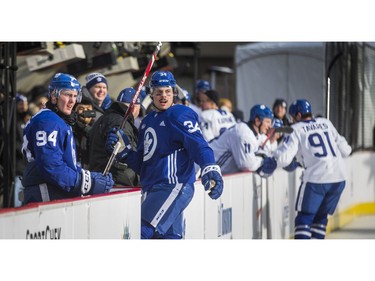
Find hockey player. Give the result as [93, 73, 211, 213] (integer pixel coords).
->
[105, 70, 224, 239]
[188, 79, 212, 118]
[209, 104, 277, 176]
[270, 99, 352, 239]
[258, 118, 285, 156]
[197, 89, 236, 142]
[21, 73, 114, 205]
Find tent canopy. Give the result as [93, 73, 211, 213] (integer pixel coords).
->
[235, 42, 326, 121]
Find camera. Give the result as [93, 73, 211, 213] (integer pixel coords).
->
[79, 110, 96, 118]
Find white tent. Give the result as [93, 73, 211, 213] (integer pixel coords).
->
[235, 42, 326, 121]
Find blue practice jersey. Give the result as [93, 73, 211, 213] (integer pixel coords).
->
[21, 109, 80, 192]
[126, 104, 215, 191]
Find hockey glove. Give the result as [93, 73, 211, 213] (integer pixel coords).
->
[256, 157, 277, 178]
[283, 157, 302, 172]
[201, 164, 224, 200]
[78, 169, 114, 195]
[105, 127, 132, 162]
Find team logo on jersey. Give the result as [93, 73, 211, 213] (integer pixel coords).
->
[143, 127, 157, 161]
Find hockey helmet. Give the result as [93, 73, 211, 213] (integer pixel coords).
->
[195, 80, 212, 92]
[117, 87, 141, 104]
[289, 99, 312, 117]
[149, 71, 176, 89]
[249, 104, 274, 122]
[48, 73, 82, 103]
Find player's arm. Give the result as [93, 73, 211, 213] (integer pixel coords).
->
[329, 121, 352, 158]
[231, 125, 263, 172]
[272, 131, 299, 168]
[172, 108, 223, 200]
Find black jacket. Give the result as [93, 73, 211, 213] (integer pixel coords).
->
[88, 101, 140, 186]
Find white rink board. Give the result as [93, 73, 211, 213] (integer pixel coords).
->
[0, 152, 374, 239]
[0, 189, 141, 239]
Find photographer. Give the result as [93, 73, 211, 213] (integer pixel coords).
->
[73, 96, 96, 169]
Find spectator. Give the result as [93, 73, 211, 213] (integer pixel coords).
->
[0, 85, 4, 195]
[208, 104, 276, 176]
[270, 99, 352, 239]
[29, 95, 49, 116]
[28, 85, 49, 116]
[218, 98, 233, 113]
[272, 98, 290, 126]
[105, 70, 224, 239]
[73, 95, 95, 169]
[81, 72, 108, 122]
[14, 93, 31, 207]
[219, 97, 244, 123]
[21, 73, 114, 205]
[89, 87, 141, 187]
[197, 89, 236, 142]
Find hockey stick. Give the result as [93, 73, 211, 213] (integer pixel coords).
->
[103, 42, 162, 175]
[260, 127, 294, 149]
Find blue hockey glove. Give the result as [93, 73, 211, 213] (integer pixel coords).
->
[256, 157, 277, 178]
[105, 127, 132, 161]
[201, 164, 224, 200]
[283, 157, 302, 172]
[78, 169, 114, 195]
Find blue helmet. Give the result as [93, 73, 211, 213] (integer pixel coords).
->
[140, 88, 147, 101]
[289, 99, 312, 117]
[249, 104, 274, 122]
[272, 118, 283, 128]
[195, 80, 212, 92]
[149, 71, 176, 89]
[48, 73, 82, 102]
[117, 87, 141, 104]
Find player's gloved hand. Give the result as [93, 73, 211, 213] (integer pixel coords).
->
[255, 151, 268, 159]
[77, 169, 114, 195]
[283, 157, 302, 172]
[256, 157, 277, 178]
[105, 127, 131, 161]
[201, 164, 224, 200]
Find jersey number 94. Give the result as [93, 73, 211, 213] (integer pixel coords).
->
[36, 130, 58, 147]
